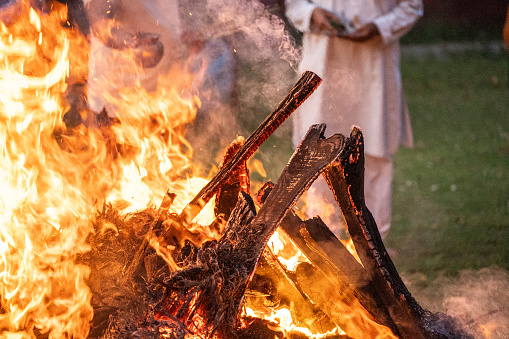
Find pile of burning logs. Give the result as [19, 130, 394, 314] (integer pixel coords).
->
[80, 72, 471, 339]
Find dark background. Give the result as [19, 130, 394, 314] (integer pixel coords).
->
[403, 0, 509, 43]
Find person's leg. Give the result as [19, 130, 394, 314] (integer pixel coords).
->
[364, 155, 393, 239]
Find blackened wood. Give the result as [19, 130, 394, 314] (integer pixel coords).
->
[178, 71, 322, 224]
[256, 182, 397, 335]
[322, 127, 426, 339]
[226, 124, 344, 333]
[214, 136, 250, 220]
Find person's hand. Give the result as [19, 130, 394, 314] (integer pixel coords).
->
[310, 7, 343, 35]
[106, 28, 164, 68]
[341, 22, 379, 42]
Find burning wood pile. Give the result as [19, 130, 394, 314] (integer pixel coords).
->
[79, 72, 471, 339]
[0, 4, 473, 338]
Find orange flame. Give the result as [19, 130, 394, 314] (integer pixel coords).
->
[0, 2, 204, 337]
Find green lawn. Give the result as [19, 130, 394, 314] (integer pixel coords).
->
[387, 52, 509, 281]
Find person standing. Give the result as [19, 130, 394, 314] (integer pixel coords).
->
[285, 0, 422, 238]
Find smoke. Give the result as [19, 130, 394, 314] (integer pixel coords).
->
[204, 0, 301, 67]
[184, 0, 302, 177]
[404, 266, 509, 338]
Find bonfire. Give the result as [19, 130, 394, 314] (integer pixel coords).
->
[0, 2, 471, 339]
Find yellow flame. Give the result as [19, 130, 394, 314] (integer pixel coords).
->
[341, 237, 362, 265]
[243, 307, 346, 338]
[268, 228, 308, 271]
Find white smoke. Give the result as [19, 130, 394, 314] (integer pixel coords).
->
[404, 266, 509, 338]
[184, 0, 302, 176]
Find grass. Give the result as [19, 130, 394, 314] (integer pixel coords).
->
[387, 52, 509, 281]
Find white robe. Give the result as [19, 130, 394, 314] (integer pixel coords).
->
[285, 0, 422, 158]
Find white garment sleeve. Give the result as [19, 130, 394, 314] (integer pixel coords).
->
[284, 0, 319, 32]
[373, 0, 423, 44]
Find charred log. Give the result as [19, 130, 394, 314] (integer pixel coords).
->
[323, 127, 426, 338]
[323, 127, 472, 339]
[177, 71, 322, 224]
[256, 182, 398, 336]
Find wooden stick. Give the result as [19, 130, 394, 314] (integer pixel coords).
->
[177, 71, 322, 224]
[214, 136, 250, 221]
[227, 125, 345, 329]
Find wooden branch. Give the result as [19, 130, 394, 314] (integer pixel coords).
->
[322, 127, 427, 339]
[245, 124, 344, 261]
[177, 71, 322, 224]
[226, 124, 345, 333]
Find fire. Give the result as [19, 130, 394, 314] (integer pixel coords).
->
[243, 306, 347, 338]
[253, 230, 397, 339]
[1, 3, 400, 339]
[0, 2, 204, 337]
[268, 228, 308, 271]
